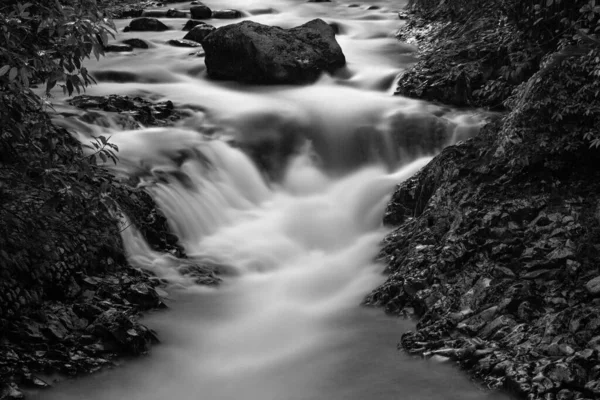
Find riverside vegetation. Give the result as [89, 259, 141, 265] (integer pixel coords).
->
[0, 1, 200, 397]
[367, 0, 600, 399]
[0, 0, 599, 399]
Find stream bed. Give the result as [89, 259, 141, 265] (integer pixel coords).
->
[33, 0, 511, 399]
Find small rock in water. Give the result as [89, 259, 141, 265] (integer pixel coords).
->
[189, 49, 206, 57]
[168, 39, 202, 48]
[585, 276, 600, 296]
[122, 38, 149, 49]
[211, 9, 243, 19]
[190, 5, 211, 19]
[183, 24, 216, 44]
[182, 19, 206, 31]
[126, 17, 170, 32]
[104, 44, 133, 53]
[166, 8, 188, 18]
[248, 7, 278, 15]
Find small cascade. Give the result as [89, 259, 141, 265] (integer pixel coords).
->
[33, 0, 509, 399]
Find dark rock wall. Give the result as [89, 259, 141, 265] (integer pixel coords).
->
[368, 120, 600, 398]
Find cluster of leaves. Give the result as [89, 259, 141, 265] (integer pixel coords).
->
[399, 0, 600, 148]
[0, 1, 127, 319]
[499, 45, 600, 164]
[0, 0, 115, 95]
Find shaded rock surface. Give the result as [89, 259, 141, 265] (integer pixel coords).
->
[125, 17, 170, 32]
[190, 4, 211, 19]
[121, 38, 149, 49]
[203, 18, 346, 84]
[104, 43, 133, 53]
[68, 95, 183, 128]
[167, 39, 201, 48]
[183, 23, 216, 44]
[211, 9, 243, 19]
[0, 268, 163, 396]
[367, 121, 600, 399]
[182, 19, 207, 31]
[0, 93, 222, 397]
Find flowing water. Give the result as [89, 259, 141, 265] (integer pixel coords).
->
[34, 0, 510, 399]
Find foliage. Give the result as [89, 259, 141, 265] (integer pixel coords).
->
[0, 0, 115, 96]
[399, 0, 600, 148]
[0, 1, 125, 318]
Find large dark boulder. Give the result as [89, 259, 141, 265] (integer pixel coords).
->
[125, 17, 170, 32]
[190, 5, 212, 19]
[203, 19, 346, 84]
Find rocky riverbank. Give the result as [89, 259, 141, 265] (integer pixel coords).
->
[0, 92, 211, 399]
[368, 1, 600, 399]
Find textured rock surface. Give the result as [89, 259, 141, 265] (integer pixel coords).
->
[190, 5, 211, 19]
[125, 17, 170, 32]
[367, 120, 600, 399]
[183, 23, 216, 44]
[203, 19, 346, 84]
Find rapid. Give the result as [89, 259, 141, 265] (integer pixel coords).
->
[33, 0, 510, 399]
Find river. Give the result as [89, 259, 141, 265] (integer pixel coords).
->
[33, 0, 511, 399]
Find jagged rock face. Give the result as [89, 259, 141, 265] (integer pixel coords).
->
[203, 19, 346, 84]
[367, 121, 600, 399]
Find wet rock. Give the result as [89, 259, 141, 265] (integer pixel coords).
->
[211, 9, 243, 19]
[248, 7, 278, 15]
[113, 9, 144, 19]
[68, 95, 181, 127]
[167, 39, 202, 48]
[141, 9, 168, 18]
[122, 38, 149, 49]
[189, 49, 205, 57]
[382, 110, 455, 161]
[182, 19, 206, 31]
[90, 309, 158, 355]
[203, 19, 345, 84]
[166, 8, 188, 18]
[104, 43, 133, 53]
[183, 24, 216, 44]
[126, 17, 170, 32]
[73, 302, 103, 320]
[585, 380, 600, 396]
[190, 5, 212, 19]
[0, 383, 24, 399]
[126, 283, 162, 310]
[585, 276, 600, 296]
[43, 320, 68, 341]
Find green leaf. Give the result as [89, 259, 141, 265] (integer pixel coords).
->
[66, 79, 74, 95]
[8, 67, 18, 81]
[0, 65, 10, 77]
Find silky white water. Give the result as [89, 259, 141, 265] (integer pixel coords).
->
[34, 0, 510, 399]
